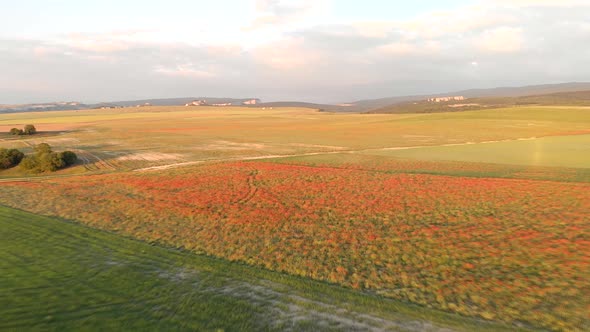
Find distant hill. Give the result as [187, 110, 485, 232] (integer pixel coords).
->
[3, 82, 590, 114]
[348, 82, 590, 112]
[454, 82, 590, 98]
[99, 97, 260, 107]
[256, 101, 351, 112]
[0, 102, 88, 114]
[0, 97, 262, 113]
[368, 89, 590, 114]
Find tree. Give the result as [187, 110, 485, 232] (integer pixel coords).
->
[20, 144, 77, 173]
[34, 143, 52, 154]
[19, 156, 38, 171]
[58, 151, 78, 166]
[23, 124, 37, 135]
[0, 148, 24, 169]
[9, 128, 23, 135]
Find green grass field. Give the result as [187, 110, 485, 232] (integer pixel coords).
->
[361, 134, 590, 168]
[0, 205, 526, 331]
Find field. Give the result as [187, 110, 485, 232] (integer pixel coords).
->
[1, 106, 590, 174]
[1, 105, 589, 331]
[360, 134, 590, 168]
[1, 205, 522, 331]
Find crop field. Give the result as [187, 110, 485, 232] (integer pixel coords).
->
[1, 105, 589, 331]
[1, 106, 589, 174]
[1, 161, 589, 331]
[3, 205, 521, 331]
[361, 134, 590, 169]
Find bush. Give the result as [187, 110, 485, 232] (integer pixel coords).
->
[34, 143, 52, 154]
[19, 144, 77, 173]
[58, 151, 78, 166]
[19, 156, 39, 171]
[9, 128, 23, 135]
[0, 148, 25, 169]
[8, 125, 36, 136]
[23, 125, 37, 135]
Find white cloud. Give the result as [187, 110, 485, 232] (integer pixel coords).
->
[250, 37, 322, 70]
[490, 0, 590, 7]
[2, 1, 590, 103]
[376, 42, 418, 56]
[245, 0, 327, 30]
[352, 22, 397, 38]
[397, 5, 508, 39]
[154, 64, 216, 78]
[476, 27, 524, 53]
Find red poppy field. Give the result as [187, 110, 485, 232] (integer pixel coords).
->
[1, 161, 588, 331]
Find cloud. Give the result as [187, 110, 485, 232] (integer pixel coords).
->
[476, 27, 524, 53]
[245, 0, 326, 30]
[490, 0, 590, 7]
[2, 2, 590, 104]
[250, 37, 322, 70]
[397, 5, 509, 39]
[154, 64, 216, 78]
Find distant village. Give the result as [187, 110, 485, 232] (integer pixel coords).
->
[184, 99, 260, 107]
[427, 96, 465, 103]
[94, 99, 262, 110]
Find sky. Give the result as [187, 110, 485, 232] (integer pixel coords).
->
[1, 0, 589, 104]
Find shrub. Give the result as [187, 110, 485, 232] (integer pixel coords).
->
[0, 148, 25, 169]
[19, 144, 77, 173]
[19, 156, 39, 171]
[34, 143, 52, 154]
[9, 128, 23, 135]
[58, 151, 78, 166]
[8, 125, 37, 135]
[23, 125, 37, 135]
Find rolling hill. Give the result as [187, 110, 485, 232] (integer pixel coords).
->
[368, 89, 590, 114]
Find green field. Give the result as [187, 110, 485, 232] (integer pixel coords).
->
[361, 134, 590, 168]
[0, 205, 525, 331]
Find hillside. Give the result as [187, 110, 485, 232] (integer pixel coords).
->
[353, 82, 590, 112]
[368, 90, 590, 114]
[0, 98, 261, 114]
[3, 82, 590, 115]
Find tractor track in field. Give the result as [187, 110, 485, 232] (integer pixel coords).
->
[235, 170, 259, 205]
[70, 149, 117, 171]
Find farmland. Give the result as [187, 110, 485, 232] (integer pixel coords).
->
[1, 105, 589, 331]
[1, 106, 590, 173]
[3, 205, 517, 331]
[361, 134, 590, 169]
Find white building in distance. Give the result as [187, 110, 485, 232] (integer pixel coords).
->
[427, 96, 465, 103]
[242, 99, 260, 105]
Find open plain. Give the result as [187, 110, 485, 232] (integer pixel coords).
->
[1, 105, 589, 331]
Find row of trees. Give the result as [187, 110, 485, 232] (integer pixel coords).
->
[0, 143, 77, 172]
[9, 124, 37, 136]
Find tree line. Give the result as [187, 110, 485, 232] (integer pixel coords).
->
[0, 143, 77, 173]
[9, 124, 37, 136]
